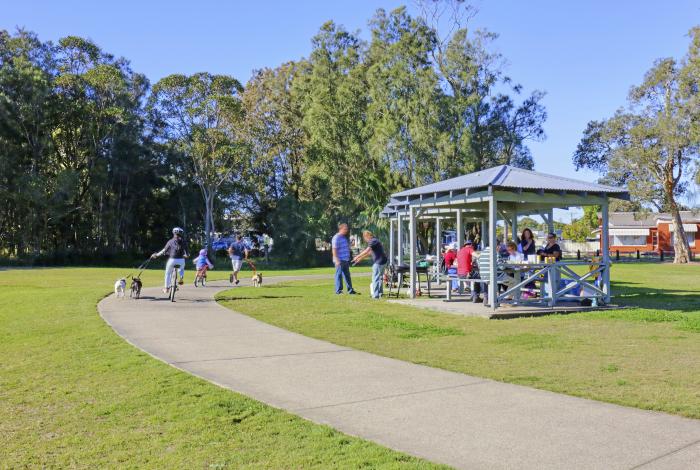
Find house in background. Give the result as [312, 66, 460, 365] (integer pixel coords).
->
[602, 211, 700, 254]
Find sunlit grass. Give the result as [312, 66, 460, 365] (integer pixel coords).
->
[0, 267, 437, 468]
[218, 262, 700, 419]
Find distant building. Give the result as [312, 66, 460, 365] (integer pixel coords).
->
[601, 211, 700, 254]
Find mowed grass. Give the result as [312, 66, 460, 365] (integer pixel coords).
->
[0, 267, 439, 468]
[218, 263, 700, 419]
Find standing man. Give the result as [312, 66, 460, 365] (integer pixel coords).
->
[228, 234, 249, 285]
[332, 223, 357, 295]
[456, 239, 475, 294]
[352, 230, 387, 299]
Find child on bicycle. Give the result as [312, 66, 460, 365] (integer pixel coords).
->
[151, 227, 189, 293]
[193, 248, 214, 282]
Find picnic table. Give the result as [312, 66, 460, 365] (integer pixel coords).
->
[498, 260, 606, 306]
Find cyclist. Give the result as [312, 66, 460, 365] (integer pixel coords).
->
[151, 227, 190, 293]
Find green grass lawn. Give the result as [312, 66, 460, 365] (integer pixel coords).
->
[218, 263, 700, 419]
[0, 267, 438, 468]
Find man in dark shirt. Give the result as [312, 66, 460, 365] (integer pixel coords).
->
[352, 230, 387, 298]
[537, 233, 562, 261]
[151, 227, 190, 293]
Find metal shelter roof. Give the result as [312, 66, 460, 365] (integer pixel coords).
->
[391, 165, 628, 199]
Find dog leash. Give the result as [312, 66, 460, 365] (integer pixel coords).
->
[245, 259, 257, 275]
[131, 257, 153, 279]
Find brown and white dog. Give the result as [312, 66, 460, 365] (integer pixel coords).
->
[252, 272, 263, 287]
[114, 278, 127, 298]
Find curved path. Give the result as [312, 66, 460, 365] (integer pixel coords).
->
[98, 275, 700, 470]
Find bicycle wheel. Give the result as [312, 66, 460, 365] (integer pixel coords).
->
[170, 272, 177, 302]
[194, 275, 199, 287]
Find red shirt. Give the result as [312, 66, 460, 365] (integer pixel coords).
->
[444, 250, 457, 268]
[457, 245, 474, 276]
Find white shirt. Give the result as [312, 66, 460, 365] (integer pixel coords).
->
[507, 251, 524, 263]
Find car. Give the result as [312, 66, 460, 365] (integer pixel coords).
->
[211, 237, 233, 251]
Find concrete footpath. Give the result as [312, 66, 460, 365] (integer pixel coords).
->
[98, 275, 700, 469]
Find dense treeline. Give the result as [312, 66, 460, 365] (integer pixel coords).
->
[0, 5, 546, 264]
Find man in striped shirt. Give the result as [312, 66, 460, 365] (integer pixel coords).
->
[331, 223, 357, 295]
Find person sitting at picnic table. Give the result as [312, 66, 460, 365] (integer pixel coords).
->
[443, 243, 457, 270]
[519, 228, 536, 257]
[537, 232, 562, 261]
[443, 243, 459, 291]
[501, 241, 525, 300]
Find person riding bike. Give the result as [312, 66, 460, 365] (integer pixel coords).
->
[151, 227, 190, 294]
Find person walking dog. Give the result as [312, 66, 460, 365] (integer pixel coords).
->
[332, 223, 357, 295]
[228, 235, 249, 285]
[352, 230, 388, 299]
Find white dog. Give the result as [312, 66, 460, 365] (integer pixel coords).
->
[114, 278, 127, 298]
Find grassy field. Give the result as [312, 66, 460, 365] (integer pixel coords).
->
[218, 263, 700, 419]
[0, 267, 438, 468]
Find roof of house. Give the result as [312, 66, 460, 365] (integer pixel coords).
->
[609, 211, 700, 227]
[391, 165, 629, 198]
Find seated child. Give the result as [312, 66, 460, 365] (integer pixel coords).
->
[193, 249, 214, 278]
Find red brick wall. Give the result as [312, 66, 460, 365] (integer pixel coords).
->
[602, 223, 699, 255]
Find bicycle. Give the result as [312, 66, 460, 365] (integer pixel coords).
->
[194, 266, 208, 287]
[168, 262, 183, 302]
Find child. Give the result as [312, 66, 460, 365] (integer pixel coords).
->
[193, 248, 214, 279]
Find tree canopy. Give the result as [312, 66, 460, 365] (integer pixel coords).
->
[0, 5, 548, 264]
[573, 27, 700, 263]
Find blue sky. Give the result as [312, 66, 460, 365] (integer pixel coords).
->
[3, 0, 699, 213]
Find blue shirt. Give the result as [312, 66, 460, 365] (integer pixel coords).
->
[331, 233, 351, 262]
[229, 241, 246, 260]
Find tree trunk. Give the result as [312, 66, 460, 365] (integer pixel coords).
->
[203, 189, 215, 251]
[665, 181, 691, 263]
[670, 207, 691, 263]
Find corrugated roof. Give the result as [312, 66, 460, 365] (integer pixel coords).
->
[391, 165, 628, 198]
[610, 211, 700, 227]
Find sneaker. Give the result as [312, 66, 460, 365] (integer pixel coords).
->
[473, 297, 483, 303]
[162, 288, 169, 294]
[178, 279, 184, 285]
[235, 279, 240, 285]
[348, 290, 359, 295]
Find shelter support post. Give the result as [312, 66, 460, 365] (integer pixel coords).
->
[547, 208, 555, 234]
[456, 210, 463, 247]
[389, 218, 395, 266]
[397, 213, 403, 264]
[480, 219, 486, 248]
[488, 197, 498, 310]
[409, 206, 417, 298]
[511, 211, 518, 243]
[435, 217, 442, 285]
[601, 198, 611, 303]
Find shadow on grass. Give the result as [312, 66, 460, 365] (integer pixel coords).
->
[612, 282, 700, 313]
[217, 295, 303, 301]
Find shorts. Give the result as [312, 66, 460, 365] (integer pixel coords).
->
[231, 258, 243, 272]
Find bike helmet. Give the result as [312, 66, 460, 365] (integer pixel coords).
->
[172, 227, 184, 235]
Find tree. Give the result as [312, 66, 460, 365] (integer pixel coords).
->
[149, 73, 246, 249]
[573, 27, 700, 263]
[366, 7, 445, 185]
[416, 1, 546, 172]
